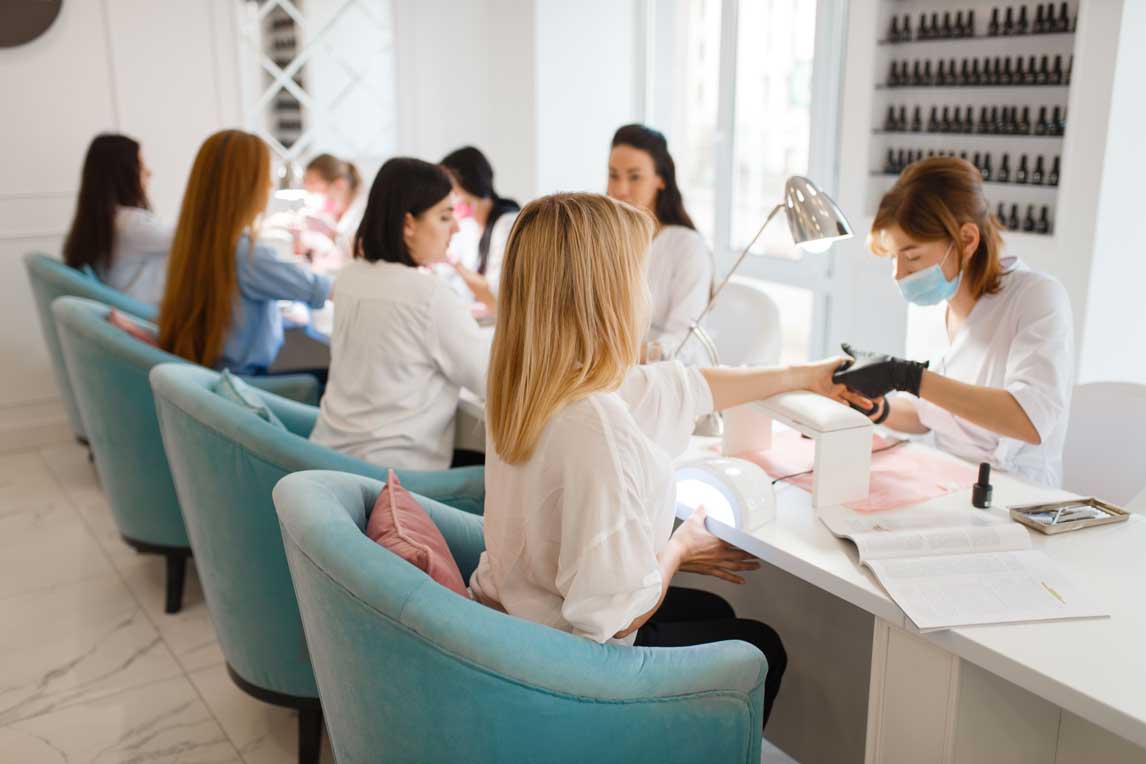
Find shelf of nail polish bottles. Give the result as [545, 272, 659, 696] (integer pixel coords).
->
[867, 0, 1080, 231]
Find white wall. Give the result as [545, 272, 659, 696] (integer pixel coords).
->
[533, 0, 640, 195]
[1078, 1, 1146, 384]
[392, 0, 535, 202]
[0, 0, 240, 412]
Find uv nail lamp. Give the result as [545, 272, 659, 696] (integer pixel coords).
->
[721, 392, 873, 508]
[675, 457, 777, 533]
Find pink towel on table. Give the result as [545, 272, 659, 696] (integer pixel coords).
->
[736, 430, 980, 512]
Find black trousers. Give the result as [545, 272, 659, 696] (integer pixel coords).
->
[635, 587, 787, 730]
[450, 449, 486, 467]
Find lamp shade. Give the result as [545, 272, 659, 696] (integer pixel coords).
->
[675, 457, 776, 533]
[782, 176, 853, 251]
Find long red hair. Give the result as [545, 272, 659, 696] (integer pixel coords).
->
[158, 130, 271, 367]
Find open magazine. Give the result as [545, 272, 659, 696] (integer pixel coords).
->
[818, 506, 1108, 632]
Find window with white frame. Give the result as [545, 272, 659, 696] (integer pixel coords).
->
[642, 0, 846, 364]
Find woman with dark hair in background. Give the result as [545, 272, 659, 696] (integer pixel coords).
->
[63, 133, 172, 305]
[310, 158, 490, 470]
[607, 124, 713, 363]
[158, 130, 330, 375]
[440, 146, 520, 312]
[300, 152, 365, 272]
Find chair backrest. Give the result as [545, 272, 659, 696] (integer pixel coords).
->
[274, 469, 766, 764]
[148, 362, 484, 700]
[24, 253, 157, 439]
[1063, 381, 1146, 508]
[52, 297, 189, 549]
[702, 276, 783, 366]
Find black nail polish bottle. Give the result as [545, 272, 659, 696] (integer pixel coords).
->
[1027, 54, 1038, 84]
[943, 11, 953, 38]
[1000, 57, 1013, 85]
[898, 105, 908, 131]
[1019, 106, 1031, 134]
[1035, 105, 1049, 135]
[937, 59, 947, 86]
[919, 12, 930, 39]
[911, 105, 923, 132]
[889, 15, 900, 42]
[884, 149, 896, 174]
[923, 60, 933, 86]
[1058, 1, 1069, 32]
[1052, 106, 1065, 135]
[1048, 156, 1060, 186]
[903, 14, 913, 41]
[964, 105, 975, 133]
[1037, 55, 1049, 85]
[1032, 156, 1045, 184]
[1023, 205, 1037, 232]
[997, 202, 1008, 223]
[978, 106, 990, 133]
[1008, 204, 1021, 231]
[1051, 55, 1064, 85]
[928, 106, 940, 132]
[998, 153, 1011, 183]
[971, 58, 982, 85]
[1003, 6, 1014, 35]
[982, 152, 993, 181]
[1038, 206, 1051, 234]
[989, 7, 1001, 36]
[884, 106, 897, 131]
[1016, 154, 1029, 184]
[1035, 4, 1046, 33]
[887, 61, 899, 87]
[966, 9, 976, 37]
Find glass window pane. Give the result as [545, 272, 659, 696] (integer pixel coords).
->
[665, 0, 723, 246]
[730, 0, 818, 258]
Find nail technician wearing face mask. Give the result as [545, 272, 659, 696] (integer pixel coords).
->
[834, 157, 1074, 488]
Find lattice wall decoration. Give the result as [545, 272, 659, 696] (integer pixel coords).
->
[237, 0, 398, 182]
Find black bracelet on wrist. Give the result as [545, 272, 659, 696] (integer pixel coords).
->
[873, 398, 891, 425]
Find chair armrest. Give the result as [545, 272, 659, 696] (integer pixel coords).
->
[396, 466, 485, 516]
[243, 373, 319, 406]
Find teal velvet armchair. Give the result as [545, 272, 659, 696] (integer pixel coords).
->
[148, 363, 485, 764]
[51, 297, 318, 615]
[273, 470, 767, 764]
[24, 252, 157, 443]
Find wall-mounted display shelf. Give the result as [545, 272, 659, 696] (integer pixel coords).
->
[868, 1, 1079, 230]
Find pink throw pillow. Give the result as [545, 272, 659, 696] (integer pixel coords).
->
[365, 470, 469, 598]
[107, 309, 158, 346]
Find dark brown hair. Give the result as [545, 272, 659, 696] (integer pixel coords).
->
[611, 124, 695, 231]
[355, 158, 453, 268]
[63, 133, 150, 272]
[871, 157, 1005, 299]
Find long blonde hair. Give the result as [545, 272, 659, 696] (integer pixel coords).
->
[158, 130, 271, 367]
[487, 193, 654, 463]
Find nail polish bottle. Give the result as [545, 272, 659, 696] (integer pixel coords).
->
[1015, 56, 1026, 85]
[928, 106, 940, 132]
[884, 149, 896, 174]
[1044, 2, 1056, 32]
[884, 106, 897, 131]
[1058, 1, 1069, 32]
[903, 15, 913, 41]
[989, 7, 1001, 36]
[990, 105, 1002, 134]
[943, 106, 953, 132]
[998, 153, 1011, 183]
[911, 105, 923, 132]
[942, 11, 953, 38]
[1003, 6, 1015, 35]
[923, 60, 933, 86]
[971, 58, 982, 85]
[972, 463, 993, 508]
[931, 12, 941, 38]
[1052, 106, 1065, 135]
[966, 10, 976, 37]
[964, 105, 975, 133]
[887, 61, 899, 87]
[949, 58, 958, 86]
[955, 11, 966, 38]
[997, 202, 1007, 223]
[978, 106, 991, 133]
[1035, 3, 1046, 33]
[900, 61, 910, 85]
[1066, 55, 1073, 84]
[1035, 106, 1049, 135]
[960, 150, 969, 161]
[1051, 55, 1064, 85]
[889, 15, 900, 42]
[960, 58, 971, 86]
[937, 59, 948, 86]
[1008, 204, 1021, 230]
[1023, 205, 1037, 232]
[1037, 55, 1049, 85]
[1026, 54, 1038, 84]
[973, 151, 982, 172]
[982, 152, 993, 181]
[1000, 56, 1013, 85]
[911, 60, 922, 86]
[897, 149, 907, 172]
[1032, 156, 1045, 184]
[1017, 5, 1029, 34]
[898, 106, 908, 131]
[1016, 154, 1029, 184]
[1048, 156, 1060, 186]
[1038, 206, 1051, 234]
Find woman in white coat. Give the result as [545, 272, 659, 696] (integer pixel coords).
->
[310, 158, 490, 470]
[607, 124, 713, 363]
[835, 157, 1074, 488]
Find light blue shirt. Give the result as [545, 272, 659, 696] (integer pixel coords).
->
[221, 235, 331, 374]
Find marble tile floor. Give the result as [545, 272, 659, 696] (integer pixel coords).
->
[0, 439, 334, 763]
[0, 436, 796, 764]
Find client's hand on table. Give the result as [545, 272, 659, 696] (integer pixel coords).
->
[670, 507, 761, 585]
[794, 356, 876, 411]
[833, 342, 929, 399]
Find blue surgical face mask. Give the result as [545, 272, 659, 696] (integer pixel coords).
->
[895, 243, 961, 306]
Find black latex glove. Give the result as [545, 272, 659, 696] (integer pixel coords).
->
[832, 342, 929, 398]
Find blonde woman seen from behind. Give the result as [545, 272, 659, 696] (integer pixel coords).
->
[470, 193, 865, 730]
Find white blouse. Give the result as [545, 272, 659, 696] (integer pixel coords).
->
[444, 212, 518, 301]
[310, 259, 491, 471]
[645, 225, 714, 364]
[470, 362, 714, 645]
[101, 206, 173, 305]
[914, 258, 1074, 488]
